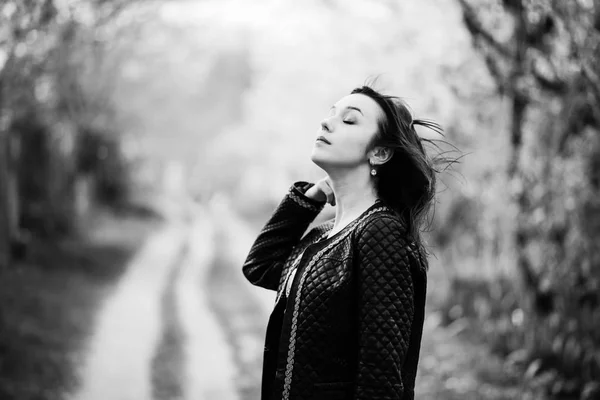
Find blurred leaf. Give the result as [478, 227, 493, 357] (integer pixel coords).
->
[582, 381, 600, 400]
[525, 358, 543, 380]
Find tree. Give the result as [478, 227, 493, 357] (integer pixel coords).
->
[0, 0, 145, 267]
[457, 0, 600, 396]
[0, 1, 57, 267]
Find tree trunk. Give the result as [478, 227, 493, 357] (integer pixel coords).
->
[0, 123, 10, 268]
[0, 64, 19, 267]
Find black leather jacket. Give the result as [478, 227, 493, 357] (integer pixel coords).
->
[243, 182, 428, 400]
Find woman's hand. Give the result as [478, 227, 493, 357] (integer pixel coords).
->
[304, 177, 336, 206]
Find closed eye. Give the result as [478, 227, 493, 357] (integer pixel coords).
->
[343, 120, 355, 125]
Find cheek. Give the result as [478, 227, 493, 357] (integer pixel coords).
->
[345, 131, 373, 158]
[310, 128, 374, 166]
[323, 136, 370, 165]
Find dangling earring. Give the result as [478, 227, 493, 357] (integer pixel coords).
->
[369, 161, 377, 176]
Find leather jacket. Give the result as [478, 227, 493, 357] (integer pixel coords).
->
[243, 182, 428, 400]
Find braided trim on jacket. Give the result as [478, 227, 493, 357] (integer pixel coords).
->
[288, 186, 322, 212]
[282, 206, 387, 400]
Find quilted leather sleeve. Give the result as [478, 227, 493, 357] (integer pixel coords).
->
[354, 216, 415, 400]
[242, 182, 325, 291]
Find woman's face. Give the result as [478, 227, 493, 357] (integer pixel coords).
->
[311, 93, 383, 171]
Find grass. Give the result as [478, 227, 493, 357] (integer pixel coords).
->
[0, 211, 159, 400]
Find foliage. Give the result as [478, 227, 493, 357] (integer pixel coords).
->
[442, 1, 600, 398]
[0, 0, 144, 241]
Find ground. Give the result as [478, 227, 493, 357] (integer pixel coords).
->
[0, 210, 158, 400]
[1, 200, 535, 400]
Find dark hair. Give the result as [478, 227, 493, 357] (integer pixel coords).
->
[351, 85, 450, 250]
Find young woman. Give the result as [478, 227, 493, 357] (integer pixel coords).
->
[242, 85, 442, 400]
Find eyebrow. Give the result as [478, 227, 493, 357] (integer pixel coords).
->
[330, 105, 364, 116]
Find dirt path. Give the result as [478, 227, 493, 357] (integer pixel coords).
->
[68, 223, 186, 400]
[206, 197, 272, 400]
[179, 207, 239, 400]
[69, 205, 241, 400]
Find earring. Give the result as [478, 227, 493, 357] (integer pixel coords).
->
[369, 160, 377, 176]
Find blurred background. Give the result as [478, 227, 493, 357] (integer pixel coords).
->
[0, 0, 599, 399]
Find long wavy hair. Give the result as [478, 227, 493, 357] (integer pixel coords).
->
[352, 85, 456, 251]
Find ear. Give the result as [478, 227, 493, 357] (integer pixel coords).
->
[369, 146, 394, 166]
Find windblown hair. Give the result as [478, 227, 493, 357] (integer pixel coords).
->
[351, 85, 455, 252]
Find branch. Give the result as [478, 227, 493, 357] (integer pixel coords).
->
[581, 58, 600, 101]
[482, 48, 509, 94]
[531, 58, 567, 94]
[580, 61, 600, 125]
[457, 0, 513, 58]
[554, 3, 600, 116]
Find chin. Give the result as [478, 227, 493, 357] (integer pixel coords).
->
[310, 151, 330, 171]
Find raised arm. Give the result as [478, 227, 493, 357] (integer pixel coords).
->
[354, 216, 415, 400]
[242, 182, 325, 291]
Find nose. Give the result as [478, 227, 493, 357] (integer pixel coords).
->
[320, 118, 331, 132]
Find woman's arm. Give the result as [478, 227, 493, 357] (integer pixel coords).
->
[242, 182, 325, 291]
[354, 216, 415, 400]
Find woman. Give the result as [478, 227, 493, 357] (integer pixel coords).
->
[243, 85, 441, 400]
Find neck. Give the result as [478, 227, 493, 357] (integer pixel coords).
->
[327, 165, 378, 234]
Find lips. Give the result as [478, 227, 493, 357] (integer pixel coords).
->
[316, 135, 331, 145]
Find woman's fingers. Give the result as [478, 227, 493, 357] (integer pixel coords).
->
[321, 178, 336, 206]
[329, 194, 336, 206]
[306, 177, 335, 206]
